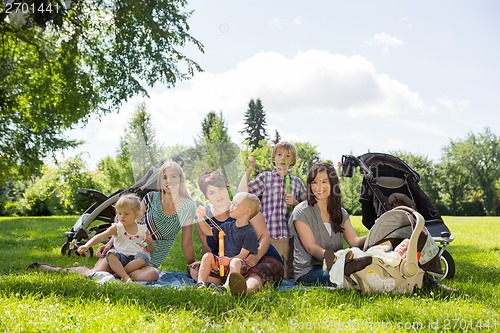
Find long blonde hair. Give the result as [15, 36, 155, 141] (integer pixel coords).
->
[157, 160, 191, 200]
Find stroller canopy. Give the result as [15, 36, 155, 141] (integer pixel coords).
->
[342, 152, 443, 230]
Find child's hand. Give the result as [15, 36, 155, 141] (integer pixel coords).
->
[96, 245, 108, 258]
[285, 194, 297, 206]
[196, 205, 207, 222]
[144, 230, 153, 245]
[248, 155, 257, 167]
[218, 256, 231, 266]
[77, 245, 88, 254]
[245, 254, 258, 267]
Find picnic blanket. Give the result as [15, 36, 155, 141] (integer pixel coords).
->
[89, 270, 299, 290]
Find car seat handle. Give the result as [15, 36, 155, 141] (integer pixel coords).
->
[398, 207, 425, 277]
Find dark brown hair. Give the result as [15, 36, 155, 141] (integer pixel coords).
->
[198, 170, 229, 199]
[306, 163, 343, 233]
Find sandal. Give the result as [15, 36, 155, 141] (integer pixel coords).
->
[228, 272, 247, 296]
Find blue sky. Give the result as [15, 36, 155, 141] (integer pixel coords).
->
[66, 0, 500, 171]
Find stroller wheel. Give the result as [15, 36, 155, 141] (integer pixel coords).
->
[429, 249, 455, 281]
[61, 241, 94, 258]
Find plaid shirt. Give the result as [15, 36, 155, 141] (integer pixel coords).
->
[248, 169, 306, 239]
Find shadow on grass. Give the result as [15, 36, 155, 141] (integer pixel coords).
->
[446, 243, 500, 282]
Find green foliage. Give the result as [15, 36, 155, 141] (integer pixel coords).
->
[95, 155, 133, 195]
[241, 140, 274, 178]
[0, 178, 28, 216]
[390, 150, 440, 205]
[22, 165, 61, 216]
[440, 127, 499, 215]
[55, 156, 100, 214]
[22, 156, 98, 215]
[1, 216, 499, 332]
[294, 141, 321, 181]
[0, 0, 203, 183]
[340, 166, 363, 215]
[126, 102, 164, 180]
[457, 200, 485, 216]
[186, 112, 243, 199]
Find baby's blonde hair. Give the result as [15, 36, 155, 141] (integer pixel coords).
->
[115, 193, 142, 221]
[239, 192, 261, 219]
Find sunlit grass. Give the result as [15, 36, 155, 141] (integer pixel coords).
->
[1, 215, 499, 332]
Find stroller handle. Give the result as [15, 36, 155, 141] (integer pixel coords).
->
[400, 207, 425, 277]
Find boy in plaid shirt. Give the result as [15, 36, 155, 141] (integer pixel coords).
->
[238, 141, 306, 279]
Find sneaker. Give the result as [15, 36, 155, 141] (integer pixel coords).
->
[195, 281, 206, 289]
[228, 272, 247, 296]
[208, 284, 227, 293]
[423, 274, 457, 292]
[435, 282, 457, 293]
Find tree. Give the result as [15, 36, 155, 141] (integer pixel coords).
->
[435, 160, 470, 215]
[293, 142, 321, 182]
[390, 151, 440, 205]
[126, 102, 164, 180]
[0, 0, 203, 183]
[340, 164, 363, 215]
[191, 111, 241, 194]
[440, 128, 499, 215]
[95, 139, 134, 194]
[273, 129, 281, 145]
[240, 99, 268, 150]
[22, 155, 98, 215]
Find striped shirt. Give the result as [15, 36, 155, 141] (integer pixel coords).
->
[141, 191, 196, 268]
[248, 169, 306, 239]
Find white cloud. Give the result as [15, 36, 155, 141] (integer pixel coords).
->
[270, 17, 285, 29]
[363, 32, 404, 54]
[161, 50, 424, 118]
[398, 17, 414, 30]
[269, 16, 302, 29]
[66, 50, 434, 166]
[435, 96, 469, 113]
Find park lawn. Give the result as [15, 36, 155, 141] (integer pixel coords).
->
[0, 215, 498, 332]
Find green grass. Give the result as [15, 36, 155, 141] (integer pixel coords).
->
[1, 216, 499, 332]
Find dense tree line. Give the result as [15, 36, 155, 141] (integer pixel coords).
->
[0, 98, 498, 217]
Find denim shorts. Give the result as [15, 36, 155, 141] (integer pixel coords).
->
[296, 266, 335, 286]
[106, 249, 150, 267]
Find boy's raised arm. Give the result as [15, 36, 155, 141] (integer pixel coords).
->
[238, 155, 256, 192]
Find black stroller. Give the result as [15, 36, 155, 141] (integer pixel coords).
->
[341, 152, 455, 280]
[60, 161, 164, 257]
